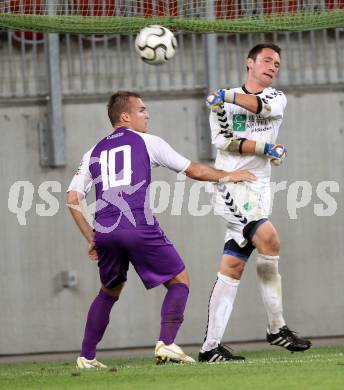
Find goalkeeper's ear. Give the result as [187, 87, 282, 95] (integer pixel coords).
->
[246, 57, 254, 72]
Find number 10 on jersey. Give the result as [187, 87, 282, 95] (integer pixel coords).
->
[99, 145, 132, 191]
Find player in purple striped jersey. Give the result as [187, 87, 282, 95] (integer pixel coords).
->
[67, 91, 256, 368]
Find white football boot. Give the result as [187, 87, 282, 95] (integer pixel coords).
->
[155, 341, 195, 364]
[76, 356, 107, 369]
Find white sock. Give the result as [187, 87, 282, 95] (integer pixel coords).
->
[201, 272, 240, 352]
[256, 253, 286, 334]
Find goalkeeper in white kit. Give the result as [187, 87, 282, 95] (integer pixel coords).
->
[199, 43, 312, 362]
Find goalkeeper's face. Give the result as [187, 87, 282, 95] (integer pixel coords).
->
[247, 48, 280, 87]
[126, 97, 150, 133]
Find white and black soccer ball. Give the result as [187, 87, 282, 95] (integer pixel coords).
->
[135, 25, 177, 65]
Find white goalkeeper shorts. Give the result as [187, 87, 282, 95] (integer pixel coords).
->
[212, 181, 271, 248]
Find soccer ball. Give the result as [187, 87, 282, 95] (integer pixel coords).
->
[135, 25, 177, 65]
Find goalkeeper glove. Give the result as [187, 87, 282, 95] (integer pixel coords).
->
[206, 89, 236, 111]
[255, 142, 287, 165]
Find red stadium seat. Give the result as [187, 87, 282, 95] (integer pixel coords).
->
[12, 31, 44, 44]
[8, 1, 44, 45]
[325, 0, 344, 9]
[74, 0, 115, 16]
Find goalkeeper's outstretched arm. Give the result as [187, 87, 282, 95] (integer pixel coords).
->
[207, 88, 286, 119]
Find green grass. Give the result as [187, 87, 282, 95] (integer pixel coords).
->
[1, 347, 344, 390]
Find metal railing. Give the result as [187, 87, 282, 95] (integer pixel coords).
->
[0, 29, 343, 99]
[217, 29, 344, 88]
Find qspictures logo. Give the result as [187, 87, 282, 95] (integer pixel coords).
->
[7, 174, 340, 233]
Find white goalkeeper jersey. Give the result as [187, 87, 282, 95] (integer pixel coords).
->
[210, 85, 287, 188]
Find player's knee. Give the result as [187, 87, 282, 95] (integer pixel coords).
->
[165, 269, 190, 287]
[273, 233, 280, 252]
[229, 262, 245, 279]
[102, 282, 125, 298]
[258, 231, 280, 255]
[221, 256, 246, 280]
[268, 234, 280, 254]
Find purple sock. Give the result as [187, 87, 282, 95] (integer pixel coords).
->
[159, 283, 189, 345]
[81, 289, 118, 359]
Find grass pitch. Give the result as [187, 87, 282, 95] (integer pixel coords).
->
[0, 347, 343, 390]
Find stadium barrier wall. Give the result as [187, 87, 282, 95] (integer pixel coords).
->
[0, 91, 343, 354]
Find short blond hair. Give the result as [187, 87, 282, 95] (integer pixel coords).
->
[107, 91, 141, 125]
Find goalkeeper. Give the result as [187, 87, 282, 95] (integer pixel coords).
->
[199, 43, 311, 363]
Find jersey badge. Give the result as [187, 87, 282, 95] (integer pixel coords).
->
[232, 114, 247, 132]
[243, 202, 252, 212]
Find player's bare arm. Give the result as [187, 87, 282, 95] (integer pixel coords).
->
[226, 92, 259, 114]
[235, 93, 259, 113]
[207, 89, 271, 117]
[228, 137, 286, 165]
[67, 191, 98, 261]
[185, 162, 256, 183]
